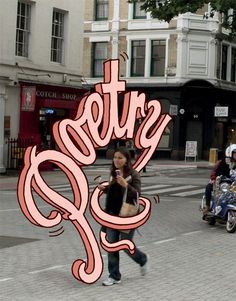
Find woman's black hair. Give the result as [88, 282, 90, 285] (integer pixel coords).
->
[111, 146, 133, 177]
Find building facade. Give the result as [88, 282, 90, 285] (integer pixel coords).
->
[83, 0, 236, 160]
[0, 0, 86, 173]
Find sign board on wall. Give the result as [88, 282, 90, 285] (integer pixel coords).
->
[214, 106, 228, 117]
[185, 141, 197, 161]
[169, 105, 178, 116]
[21, 86, 36, 111]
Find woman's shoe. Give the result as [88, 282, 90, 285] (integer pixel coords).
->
[102, 277, 121, 286]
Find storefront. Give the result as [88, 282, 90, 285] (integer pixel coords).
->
[19, 82, 88, 150]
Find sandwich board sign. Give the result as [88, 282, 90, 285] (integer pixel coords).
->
[185, 141, 197, 162]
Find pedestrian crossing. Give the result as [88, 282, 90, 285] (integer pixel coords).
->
[49, 182, 205, 198]
[151, 167, 207, 178]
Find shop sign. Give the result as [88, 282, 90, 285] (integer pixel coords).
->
[21, 86, 36, 111]
[214, 106, 228, 117]
[36, 90, 78, 100]
[169, 105, 178, 116]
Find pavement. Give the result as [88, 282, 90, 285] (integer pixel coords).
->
[0, 157, 212, 178]
[2, 159, 236, 300]
[0, 158, 213, 191]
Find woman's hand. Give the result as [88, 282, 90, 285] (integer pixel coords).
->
[116, 176, 128, 188]
[98, 185, 106, 191]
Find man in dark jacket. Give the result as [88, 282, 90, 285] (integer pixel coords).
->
[203, 158, 230, 214]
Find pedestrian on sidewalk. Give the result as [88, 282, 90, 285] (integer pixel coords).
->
[98, 146, 149, 286]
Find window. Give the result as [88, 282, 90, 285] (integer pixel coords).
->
[15, 1, 31, 57]
[221, 44, 228, 80]
[231, 48, 236, 82]
[95, 0, 108, 20]
[131, 40, 146, 76]
[92, 42, 108, 77]
[51, 10, 64, 63]
[151, 40, 166, 76]
[133, 2, 146, 19]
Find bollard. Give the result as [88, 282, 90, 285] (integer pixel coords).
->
[209, 148, 218, 164]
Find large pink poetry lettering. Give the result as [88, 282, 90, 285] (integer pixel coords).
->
[17, 59, 172, 284]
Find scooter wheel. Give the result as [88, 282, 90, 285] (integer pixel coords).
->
[226, 210, 236, 233]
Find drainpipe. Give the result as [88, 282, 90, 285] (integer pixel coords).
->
[111, 0, 120, 58]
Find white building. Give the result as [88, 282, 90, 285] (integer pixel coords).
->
[83, 1, 236, 160]
[0, 0, 86, 173]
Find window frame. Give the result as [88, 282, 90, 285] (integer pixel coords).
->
[221, 44, 228, 80]
[95, 0, 109, 21]
[150, 40, 166, 77]
[92, 42, 108, 77]
[15, 1, 31, 57]
[50, 9, 65, 63]
[133, 2, 146, 19]
[231, 47, 236, 82]
[130, 40, 146, 77]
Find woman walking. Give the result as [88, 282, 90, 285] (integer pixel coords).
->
[98, 146, 149, 286]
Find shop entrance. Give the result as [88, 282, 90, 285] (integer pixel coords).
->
[227, 124, 236, 146]
[39, 108, 68, 149]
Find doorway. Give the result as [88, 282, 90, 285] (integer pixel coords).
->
[39, 108, 68, 149]
[186, 120, 203, 159]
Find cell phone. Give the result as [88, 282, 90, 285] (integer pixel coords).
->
[115, 170, 120, 177]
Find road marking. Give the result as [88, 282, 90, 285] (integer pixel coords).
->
[153, 238, 176, 245]
[155, 198, 176, 202]
[146, 185, 197, 194]
[28, 265, 65, 274]
[0, 205, 51, 213]
[182, 230, 202, 236]
[0, 191, 17, 195]
[51, 184, 97, 192]
[142, 184, 171, 191]
[0, 278, 14, 282]
[171, 188, 205, 197]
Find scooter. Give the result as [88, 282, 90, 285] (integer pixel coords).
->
[200, 174, 236, 233]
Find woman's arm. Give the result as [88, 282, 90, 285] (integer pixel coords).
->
[127, 170, 141, 199]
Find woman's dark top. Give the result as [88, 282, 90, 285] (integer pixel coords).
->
[104, 169, 141, 216]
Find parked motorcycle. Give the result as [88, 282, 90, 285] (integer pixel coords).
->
[200, 174, 236, 233]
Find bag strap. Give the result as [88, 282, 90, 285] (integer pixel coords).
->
[122, 175, 139, 206]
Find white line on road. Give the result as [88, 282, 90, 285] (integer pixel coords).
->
[141, 184, 171, 191]
[0, 205, 51, 213]
[28, 265, 66, 274]
[0, 278, 14, 282]
[153, 238, 176, 245]
[145, 185, 197, 194]
[0, 191, 17, 195]
[182, 230, 202, 236]
[171, 188, 205, 197]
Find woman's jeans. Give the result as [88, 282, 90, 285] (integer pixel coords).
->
[106, 228, 147, 281]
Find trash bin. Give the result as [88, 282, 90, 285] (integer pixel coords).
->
[209, 148, 218, 164]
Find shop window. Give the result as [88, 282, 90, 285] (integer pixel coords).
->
[227, 125, 236, 145]
[133, 2, 146, 19]
[15, 1, 31, 57]
[231, 48, 236, 82]
[95, 0, 108, 21]
[151, 40, 166, 76]
[92, 42, 108, 77]
[221, 44, 228, 80]
[131, 40, 146, 76]
[51, 10, 65, 63]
